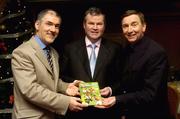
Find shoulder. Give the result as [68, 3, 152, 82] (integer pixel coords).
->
[101, 38, 122, 51]
[12, 37, 39, 59]
[64, 39, 85, 51]
[143, 37, 168, 62]
[11, 40, 35, 65]
[12, 40, 32, 55]
[145, 37, 166, 55]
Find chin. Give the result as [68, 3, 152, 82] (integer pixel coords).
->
[47, 39, 55, 44]
[128, 39, 136, 42]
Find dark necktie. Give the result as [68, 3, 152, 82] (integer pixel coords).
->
[89, 44, 97, 77]
[44, 47, 53, 71]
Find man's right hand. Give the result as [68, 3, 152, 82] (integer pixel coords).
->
[68, 97, 88, 112]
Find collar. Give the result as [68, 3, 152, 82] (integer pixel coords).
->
[34, 35, 46, 49]
[126, 37, 146, 53]
[85, 36, 101, 48]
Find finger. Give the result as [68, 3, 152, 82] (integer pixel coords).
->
[76, 91, 80, 96]
[73, 80, 84, 86]
[76, 100, 88, 108]
[75, 106, 83, 111]
[95, 105, 108, 109]
[74, 97, 81, 102]
[74, 97, 84, 104]
[100, 88, 106, 92]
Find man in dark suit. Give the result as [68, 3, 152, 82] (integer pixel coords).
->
[60, 7, 121, 119]
[97, 10, 171, 119]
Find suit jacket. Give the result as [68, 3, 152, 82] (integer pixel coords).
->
[116, 36, 170, 119]
[60, 38, 121, 119]
[11, 36, 70, 119]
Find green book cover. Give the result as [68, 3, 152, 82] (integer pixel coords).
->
[79, 82, 102, 106]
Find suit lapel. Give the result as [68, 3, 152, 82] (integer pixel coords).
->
[29, 37, 53, 75]
[50, 47, 59, 90]
[93, 39, 109, 80]
[77, 40, 92, 79]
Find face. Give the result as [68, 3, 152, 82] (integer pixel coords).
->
[83, 14, 105, 43]
[35, 12, 61, 45]
[121, 14, 146, 44]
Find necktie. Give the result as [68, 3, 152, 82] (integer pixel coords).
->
[44, 47, 53, 71]
[89, 44, 97, 77]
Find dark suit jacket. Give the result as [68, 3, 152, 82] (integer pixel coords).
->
[60, 38, 122, 119]
[116, 36, 170, 119]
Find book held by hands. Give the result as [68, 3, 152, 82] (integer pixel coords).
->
[79, 82, 102, 106]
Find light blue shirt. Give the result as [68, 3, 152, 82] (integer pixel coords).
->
[34, 35, 49, 57]
[34, 35, 46, 50]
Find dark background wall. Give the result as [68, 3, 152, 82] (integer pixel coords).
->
[25, 0, 180, 70]
[0, 1, 179, 116]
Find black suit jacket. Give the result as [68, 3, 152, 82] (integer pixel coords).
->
[60, 38, 122, 119]
[116, 36, 170, 119]
[60, 38, 121, 91]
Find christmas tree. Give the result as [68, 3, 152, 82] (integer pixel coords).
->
[0, 0, 33, 118]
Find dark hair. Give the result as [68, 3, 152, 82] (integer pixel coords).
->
[37, 9, 61, 21]
[83, 7, 105, 23]
[121, 10, 146, 25]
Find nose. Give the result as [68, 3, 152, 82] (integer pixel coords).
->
[127, 26, 133, 33]
[92, 24, 98, 29]
[50, 25, 56, 32]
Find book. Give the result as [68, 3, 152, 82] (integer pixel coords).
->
[79, 82, 102, 106]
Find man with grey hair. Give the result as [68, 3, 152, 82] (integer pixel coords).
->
[11, 9, 87, 119]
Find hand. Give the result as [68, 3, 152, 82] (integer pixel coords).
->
[95, 96, 116, 109]
[100, 87, 112, 97]
[66, 80, 83, 96]
[68, 97, 88, 112]
[72, 80, 83, 87]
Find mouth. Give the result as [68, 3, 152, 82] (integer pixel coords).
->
[127, 34, 136, 38]
[90, 31, 99, 35]
[47, 33, 55, 38]
[128, 35, 135, 39]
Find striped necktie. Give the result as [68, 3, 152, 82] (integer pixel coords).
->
[44, 47, 53, 71]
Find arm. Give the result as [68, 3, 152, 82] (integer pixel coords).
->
[98, 51, 169, 109]
[116, 51, 169, 107]
[12, 49, 86, 115]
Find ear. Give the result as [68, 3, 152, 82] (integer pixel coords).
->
[35, 20, 40, 30]
[142, 24, 146, 32]
[83, 22, 85, 30]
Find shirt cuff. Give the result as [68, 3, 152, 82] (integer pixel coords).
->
[107, 86, 112, 97]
